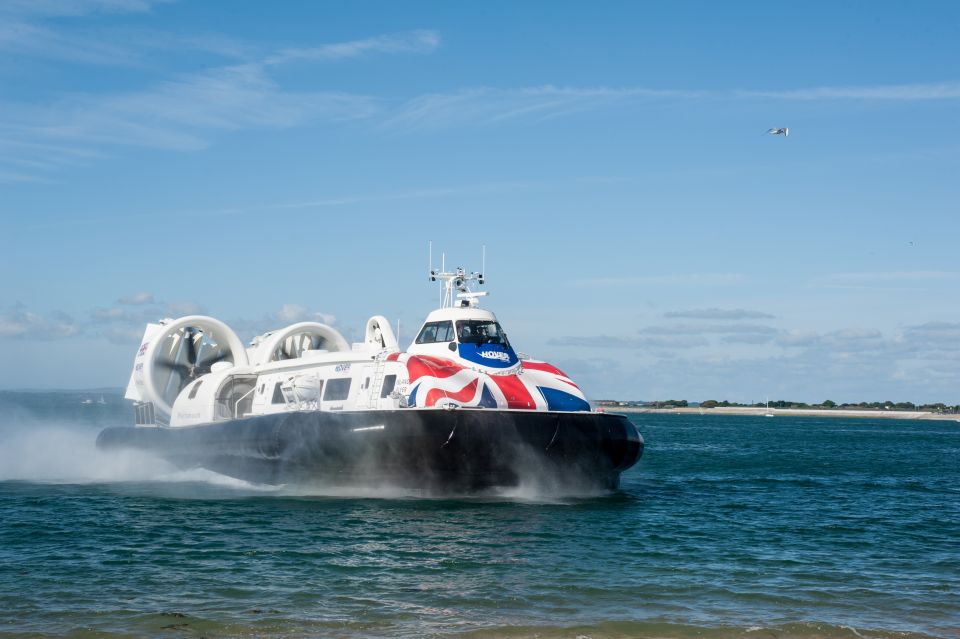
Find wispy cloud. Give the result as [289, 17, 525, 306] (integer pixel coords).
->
[665, 308, 775, 320]
[548, 334, 709, 350]
[380, 80, 960, 132]
[383, 85, 705, 131]
[0, 20, 136, 64]
[87, 296, 205, 343]
[820, 271, 960, 289]
[558, 319, 960, 403]
[572, 273, 745, 288]
[21, 178, 551, 230]
[778, 328, 884, 349]
[0, 0, 185, 66]
[899, 321, 960, 355]
[266, 30, 440, 65]
[550, 321, 779, 351]
[0, 0, 164, 19]
[227, 304, 338, 339]
[269, 179, 543, 211]
[0, 304, 79, 339]
[0, 21, 438, 179]
[738, 81, 960, 101]
[82, 299, 338, 344]
[642, 323, 779, 337]
[4, 0, 960, 183]
[117, 292, 154, 305]
[1, 62, 380, 175]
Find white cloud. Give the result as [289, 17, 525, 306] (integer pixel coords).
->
[572, 273, 745, 287]
[739, 82, 960, 101]
[0, 305, 79, 339]
[229, 305, 338, 338]
[548, 334, 709, 349]
[4, 0, 959, 184]
[0, 0, 164, 18]
[821, 271, 960, 289]
[117, 292, 154, 305]
[642, 323, 778, 336]
[86, 297, 206, 343]
[266, 30, 440, 65]
[778, 328, 884, 349]
[0, 62, 380, 175]
[900, 321, 960, 354]
[384, 85, 705, 131]
[273, 303, 336, 326]
[165, 301, 203, 317]
[101, 325, 147, 345]
[382, 80, 960, 133]
[665, 308, 775, 320]
[0, 26, 441, 179]
[0, 20, 135, 65]
[546, 317, 960, 403]
[549, 321, 779, 352]
[270, 179, 542, 211]
[722, 333, 776, 345]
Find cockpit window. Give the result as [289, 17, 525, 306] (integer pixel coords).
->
[415, 321, 454, 344]
[455, 320, 510, 347]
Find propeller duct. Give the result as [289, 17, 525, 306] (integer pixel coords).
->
[132, 316, 248, 419]
[248, 322, 349, 365]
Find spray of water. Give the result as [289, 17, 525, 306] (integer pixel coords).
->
[0, 421, 171, 483]
[0, 392, 268, 491]
[0, 395, 619, 503]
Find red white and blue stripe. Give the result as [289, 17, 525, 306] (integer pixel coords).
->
[388, 353, 590, 412]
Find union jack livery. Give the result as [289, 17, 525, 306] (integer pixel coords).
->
[393, 353, 590, 412]
[97, 259, 643, 491]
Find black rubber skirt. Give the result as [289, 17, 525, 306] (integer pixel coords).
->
[96, 409, 643, 491]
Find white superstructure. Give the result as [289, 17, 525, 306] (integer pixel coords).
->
[125, 264, 590, 428]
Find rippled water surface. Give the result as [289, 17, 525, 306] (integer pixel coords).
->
[1, 391, 958, 638]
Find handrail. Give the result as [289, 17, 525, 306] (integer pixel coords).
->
[234, 386, 257, 419]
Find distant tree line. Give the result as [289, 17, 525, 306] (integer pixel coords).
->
[695, 399, 960, 412]
[595, 399, 960, 412]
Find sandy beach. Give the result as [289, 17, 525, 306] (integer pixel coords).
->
[611, 405, 960, 421]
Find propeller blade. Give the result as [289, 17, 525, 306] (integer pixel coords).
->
[155, 359, 191, 378]
[198, 349, 230, 369]
[185, 328, 199, 365]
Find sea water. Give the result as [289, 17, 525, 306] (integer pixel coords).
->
[0, 391, 957, 638]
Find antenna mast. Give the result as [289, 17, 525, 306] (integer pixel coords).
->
[429, 248, 488, 309]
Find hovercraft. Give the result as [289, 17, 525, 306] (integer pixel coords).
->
[96, 265, 643, 491]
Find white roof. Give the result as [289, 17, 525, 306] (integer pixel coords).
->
[422, 307, 497, 323]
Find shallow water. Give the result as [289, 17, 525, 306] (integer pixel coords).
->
[0, 391, 958, 638]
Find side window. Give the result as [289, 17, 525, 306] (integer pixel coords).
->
[416, 323, 438, 344]
[271, 382, 285, 404]
[436, 322, 453, 342]
[416, 321, 456, 343]
[188, 380, 203, 399]
[380, 374, 397, 398]
[324, 378, 351, 401]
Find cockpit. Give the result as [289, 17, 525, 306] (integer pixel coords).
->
[455, 320, 509, 347]
[415, 319, 511, 349]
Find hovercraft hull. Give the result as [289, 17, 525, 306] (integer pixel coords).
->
[96, 410, 643, 491]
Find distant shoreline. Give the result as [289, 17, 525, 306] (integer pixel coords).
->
[611, 406, 960, 421]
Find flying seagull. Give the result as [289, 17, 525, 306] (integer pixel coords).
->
[766, 127, 789, 137]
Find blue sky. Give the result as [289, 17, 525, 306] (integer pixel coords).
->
[2, 0, 959, 403]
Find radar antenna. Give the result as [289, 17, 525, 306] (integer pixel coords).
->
[428, 242, 487, 309]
